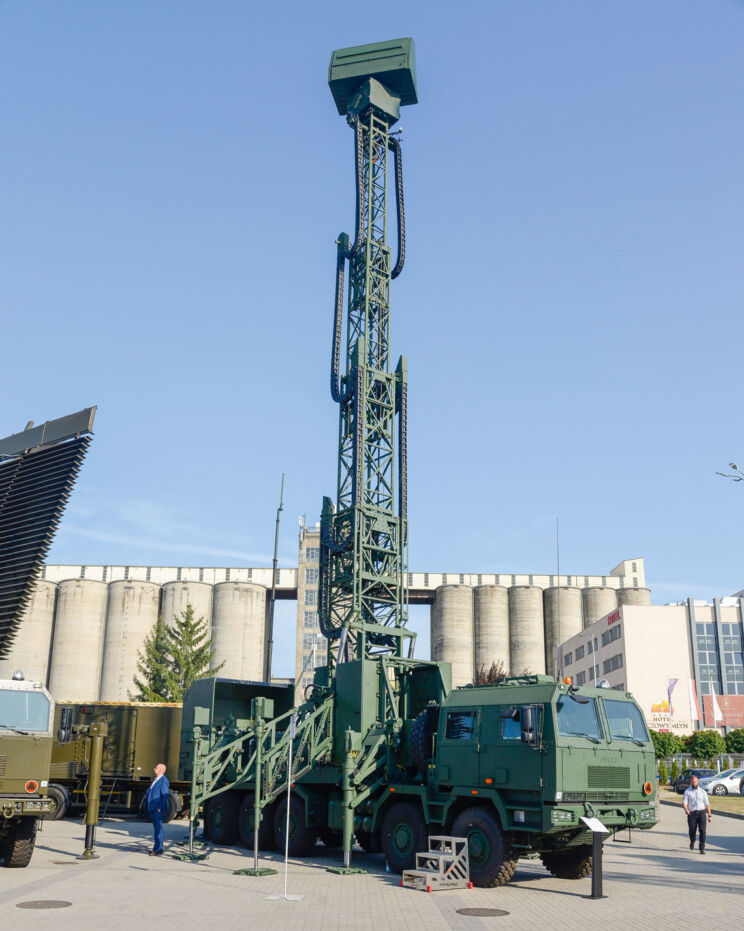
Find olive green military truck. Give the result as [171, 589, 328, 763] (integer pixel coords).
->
[0, 676, 56, 867]
[181, 666, 657, 886]
[49, 701, 187, 820]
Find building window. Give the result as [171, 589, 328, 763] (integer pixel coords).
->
[575, 645, 585, 660]
[612, 683, 625, 691]
[511, 575, 516, 586]
[305, 547, 320, 563]
[576, 671, 586, 685]
[304, 590, 317, 606]
[424, 573, 429, 587]
[593, 638, 598, 651]
[564, 652, 573, 666]
[603, 654, 624, 674]
[529, 575, 533, 585]
[632, 561, 637, 573]
[588, 667, 595, 681]
[459, 574, 464, 584]
[305, 568, 319, 584]
[304, 611, 318, 627]
[587, 641, 593, 655]
[442, 574, 448, 584]
[601, 626, 621, 647]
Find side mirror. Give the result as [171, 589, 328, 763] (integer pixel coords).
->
[57, 706, 73, 743]
[520, 705, 537, 746]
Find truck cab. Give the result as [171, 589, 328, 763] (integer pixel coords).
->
[0, 675, 56, 867]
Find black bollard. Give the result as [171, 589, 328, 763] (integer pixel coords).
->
[587, 829, 607, 900]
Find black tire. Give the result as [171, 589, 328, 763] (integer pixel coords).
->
[163, 790, 181, 823]
[204, 792, 240, 845]
[712, 785, 727, 797]
[540, 845, 592, 879]
[3, 817, 37, 868]
[381, 802, 427, 874]
[273, 795, 316, 857]
[46, 784, 69, 821]
[409, 705, 440, 773]
[238, 793, 275, 850]
[452, 807, 517, 888]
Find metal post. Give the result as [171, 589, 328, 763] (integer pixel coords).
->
[283, 713, 296, 898]
[78, 721, 106, 860]
[588, 830, 607, 899]
[264, 473, 285, 682]
[189, 817, 194, 856]
[253, 712, 264, 872]
[342, 729, 354, 869]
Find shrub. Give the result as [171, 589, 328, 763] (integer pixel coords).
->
[670, 761, 679, 783]
[659, 761, 668, 785]
[725, 728, 744, 754]
[649, 730, 682, 759]
[687, 730, 726, 760]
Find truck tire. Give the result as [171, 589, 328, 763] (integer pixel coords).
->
[3, 817, 37, 868]
[273, 795, 316, 857]
[46, 784, 70, 820]
[409, 705, 439, 773]
[164, 790, 180, 823]
[204, 792, 240, 845]
[381, 802, 427, 873]
[452, 807, 517, 887]
[238, 793, 275, 850]
[540, 845, 592, 879]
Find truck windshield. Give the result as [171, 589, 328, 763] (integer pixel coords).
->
[0, 689, 50, 732]
[555, 695, 603, 741]
[603, 699, 649, 743]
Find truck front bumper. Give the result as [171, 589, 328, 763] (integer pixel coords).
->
[1, 797, 55, 819]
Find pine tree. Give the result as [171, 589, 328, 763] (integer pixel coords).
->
[164, 604, 224, 701]
[130, 615, 172, 702]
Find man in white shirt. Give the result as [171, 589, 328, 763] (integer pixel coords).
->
[683, 774, 712, 854]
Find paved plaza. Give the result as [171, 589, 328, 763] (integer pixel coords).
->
[1, 802, 741, 930]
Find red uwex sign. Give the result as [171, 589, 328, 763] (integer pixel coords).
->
[607, 610, 620, 625]
[703, 694, 744, 728]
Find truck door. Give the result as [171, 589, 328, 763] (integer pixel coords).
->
[479, 704, 543, 793]
[438, 706, 481, 787]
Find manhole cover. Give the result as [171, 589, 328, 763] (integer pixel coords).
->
[16, 901, 72, 910]
[456, 908, 510, 918]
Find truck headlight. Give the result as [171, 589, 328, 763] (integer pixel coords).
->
[26, 800, 42, 811]
[551, 809, 574, 824]
[639, 808, 656, 821]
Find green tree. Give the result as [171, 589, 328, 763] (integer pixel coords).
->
[725, 728, 744, 754]
[649, 729, 682, 759]
[670, 760, 679, 783]
[131, 604, 224, 702]
[687, 729, 726, 760]
[659, 761, 668, 785]
[163, 604, 224, 701]
[131, 616, 172, 701]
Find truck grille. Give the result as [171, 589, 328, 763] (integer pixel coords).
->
[587, 766, 630, 789]
[0, 755, 6, 776]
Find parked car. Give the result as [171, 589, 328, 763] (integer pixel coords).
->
[698, 768, 744, 797]
[673, 768, 716, 794]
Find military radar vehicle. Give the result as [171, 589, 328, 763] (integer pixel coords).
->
[179, 40, 657, 885]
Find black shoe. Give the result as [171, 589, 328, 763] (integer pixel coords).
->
[700, 849, 705, 855]
[690, 843, 694, 850]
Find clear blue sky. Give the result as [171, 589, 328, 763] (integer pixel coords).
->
[2, 3, 742, 676]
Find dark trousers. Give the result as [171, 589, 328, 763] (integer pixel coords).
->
[150, 811, 164, 852]
[687, 810, 707, 849]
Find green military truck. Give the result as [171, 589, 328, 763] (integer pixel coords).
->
[49, 701, 187, 820]
[181, 665, 657, 886]
[0, 676, 56, 867]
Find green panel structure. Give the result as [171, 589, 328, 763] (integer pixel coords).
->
[319, 38, 417, 672]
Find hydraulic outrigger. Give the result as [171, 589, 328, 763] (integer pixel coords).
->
[183, 38, 449, 874]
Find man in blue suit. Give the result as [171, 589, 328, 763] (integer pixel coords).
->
[146, 763, 170, 856]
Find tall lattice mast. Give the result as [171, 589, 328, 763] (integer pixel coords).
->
[319, 39, 418, 671]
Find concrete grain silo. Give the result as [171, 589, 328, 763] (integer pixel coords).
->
[48, 579, 108, 700]
[543, 586, 583, 675]
[508, 585, 545, 675]
[161, 580, 213, 629]
[211, 582, 267, 679]
[99, 581, 161, 701]
[0, 580, 57, 683]
[473, 586, 509, 675]
[582, 587, 618, 628]
[431, 585, 473, 687]
[617, 587, 651, 607]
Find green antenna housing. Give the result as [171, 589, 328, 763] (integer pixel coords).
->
[328, 37, 418, 116]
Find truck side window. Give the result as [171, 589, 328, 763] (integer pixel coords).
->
[445, 711, 476, 740]
[502, 713, 521, 740]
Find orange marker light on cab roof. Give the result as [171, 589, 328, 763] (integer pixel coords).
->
[484, 778, 493, 784]
[563, 677, 572, 685]
[471, 790, 478, 795]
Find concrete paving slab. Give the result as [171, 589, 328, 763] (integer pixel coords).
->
[2, 803, 741, 930]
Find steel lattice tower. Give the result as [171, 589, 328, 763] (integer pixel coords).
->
[319, 40, 418, 671]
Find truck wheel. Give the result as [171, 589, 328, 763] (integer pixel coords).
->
[3, 817, 37, 868]
[46, 784, 70, 820]
[540, 845, 592, 879]
[273, 796, 316, 857]
[381, 802, 427, 873]
[452, 807, 517, 887]
[238, 793, 275, 850]
[409, 706, 440, 773]
[204, 792, 240, 845]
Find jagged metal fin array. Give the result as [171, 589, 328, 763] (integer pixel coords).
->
[0, 435, 91, 659]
